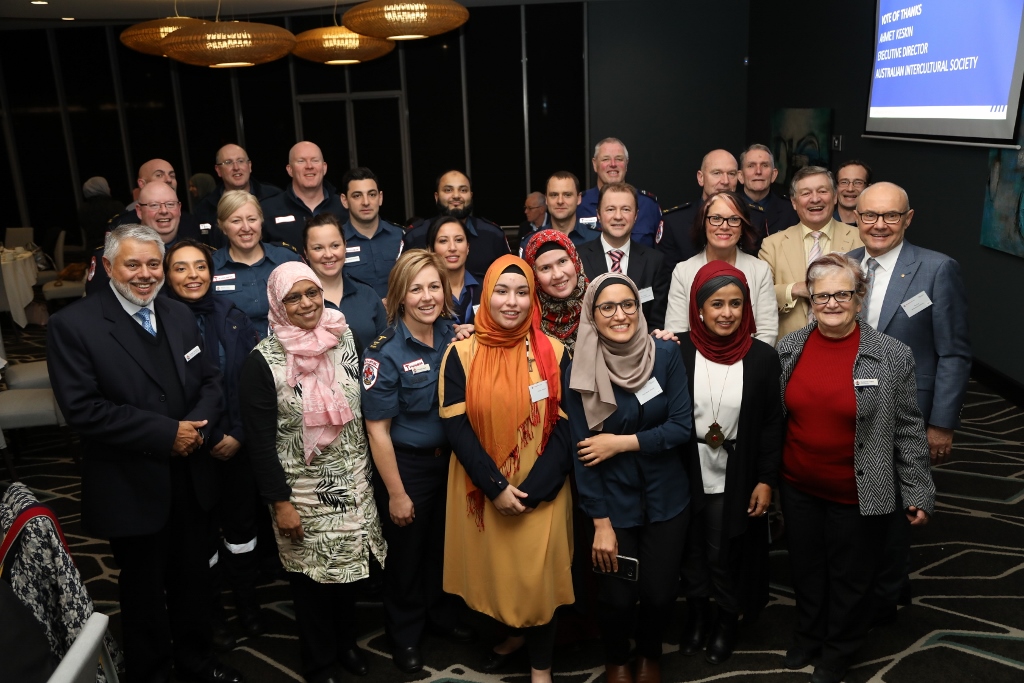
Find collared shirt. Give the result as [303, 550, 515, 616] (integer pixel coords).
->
[451, 271, 480, 325]
[518, 218, 602, 255]
[342, 218, 405, 298]
[109, 281, 158, 333]
[579, 186, 662, 247]
[834, 208, 857, 226]
[860, 240, 903, 329]
[801, 221, 835, 261]
[361, 316, 456, 449]
[260, 182, 345, 246]
[211, 243, 302, 339]
[600, 235, 632, 274]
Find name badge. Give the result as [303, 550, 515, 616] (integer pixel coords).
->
[184, 346, 201, 362]
[901, 290, 932, 318]
[345, 256, 360, 264]
[346, 246, 361, 253]
[412, 363, 431, 375]
[215, 284, 236, 291]
[473, 305, 480, 315]
[635, 376, 663, 405]
[529, 380, 549, 403]
[638, 286, 654, 304]
[403, 359, 424, 372]
[580, 216, 598, 225]
[275, 215, 296, 224]
[199, 222, 212, 233]
[212, 273, 235, 282]
[854, 378, 879, 387]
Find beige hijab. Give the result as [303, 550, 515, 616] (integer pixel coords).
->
[569, 273, 656, 430]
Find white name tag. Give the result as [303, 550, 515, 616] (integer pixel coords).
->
[901, 290, 932, 318]
[215, 284, 236, 291]
[635, 376, 663, 405]
[580, 216, 598, 225]
[412, 363, 431, 375]
[638, 286, 654, 304]
[473, 305, 480, 315]
[345, 256, 360, 264]
[199, 222, 212, 233]
[346, 246, 361, 253]
[529, 380, 549, 403]
[403, 359, 424, 372]
[212, 273, 235, 282]
[275, 215, 296, 224]
[184, 345, 201, 362]
[854, 378, 879, 387]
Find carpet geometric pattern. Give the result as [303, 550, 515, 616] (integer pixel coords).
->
[2, 326, 1022, 683]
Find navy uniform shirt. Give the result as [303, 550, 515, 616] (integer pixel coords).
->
[402, 216, 510, 283]
[579, 186, 663, 248]
[342, 218, 405, 298]
[211, 242, 302, 339]
[451, 271, 480, 325]
[655, 200, 699, 274]
[518, 217, 602, 255]
[193, 178, 283, 249]
[323, 272, 388, 353]
[360, 316, 456, 450]
[260, 182, 345, 246]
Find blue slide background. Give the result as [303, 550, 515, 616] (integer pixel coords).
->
[870, 0, 1024, 108]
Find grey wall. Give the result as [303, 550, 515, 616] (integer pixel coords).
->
[747, 1, 1018, 384]
[587, 0, 750, 210]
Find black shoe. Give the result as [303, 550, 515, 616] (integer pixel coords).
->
[428, 621, 475, 642]
[811, 665, 846, 683]
[680, 597, 711, 656]
[238, 608, 265, 638]
[180, 661, 246, 683]
[783, 646, 820, 670]
[482, 649, 512, 672]
[339, 646, 370, 676]
[392, 645, 423, 673]
[210, 620, 237, 653]
[704, 610, 739, 664]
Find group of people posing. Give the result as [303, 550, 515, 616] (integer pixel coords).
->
[47, 136, 969, 683]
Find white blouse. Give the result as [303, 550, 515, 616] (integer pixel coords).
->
[693, 351, 744, 494]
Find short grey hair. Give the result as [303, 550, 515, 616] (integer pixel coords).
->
[807, 253, 868, 306]
[739, 143, 775, 170]
[593, 137, 629, 161]
[790, 165, 836, 197]
[104, 223, 165, 263]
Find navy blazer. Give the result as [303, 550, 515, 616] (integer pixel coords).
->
[47, 284, 224, 538]
[847, 240, 971, 428]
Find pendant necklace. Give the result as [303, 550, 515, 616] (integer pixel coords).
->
[703, 356, 731, 447]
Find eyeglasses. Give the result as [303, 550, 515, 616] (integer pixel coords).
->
[838, 179, 867, 189]
[857, 210, 909, 225]
[809, 290, 855, 305]
[594, 298, 639, 317]
[216, 158, 250, 167]
[140, 201, 181, 211]
[282, 287, 323, 306]
[523, 204, 544, 211]
[706, 214, 743, 227]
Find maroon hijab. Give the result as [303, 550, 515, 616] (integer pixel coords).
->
[688, 261, 756, 365]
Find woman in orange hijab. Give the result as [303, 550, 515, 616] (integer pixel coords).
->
[439, 255, 574, 683]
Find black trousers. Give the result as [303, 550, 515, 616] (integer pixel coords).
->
[211, 449, 261, 610]
[781, 481, 887, 671]
[873, 489, 911, 609]
[288, 571, 366, 683]
[374, 447, 454, 648]
[682, 493, 742, 614]
[107, 459, 214, 683]
[597, 508, 689, 663]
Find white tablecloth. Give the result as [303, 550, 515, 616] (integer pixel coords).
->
[0, 252, 39, 327]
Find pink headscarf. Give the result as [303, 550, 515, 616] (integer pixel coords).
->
[267, 262, 355, 464]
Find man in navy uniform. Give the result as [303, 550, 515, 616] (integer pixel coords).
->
[401, 170, 510, 281]
[519, 171, 601, 254]
[738, 143, 800, 252]
[261, 141, 345, 246]
[48, 224, 243, 683]
[339, 167, 405, 298]
[194, 143, 282, 248]
[578, 137, 663, 247]
[106, 158, 207, 245]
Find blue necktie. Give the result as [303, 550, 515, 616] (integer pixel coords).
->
[135, 308, 156, 336]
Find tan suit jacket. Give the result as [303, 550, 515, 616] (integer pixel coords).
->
[758, 218, 863, 341]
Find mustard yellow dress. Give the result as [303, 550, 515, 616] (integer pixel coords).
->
[439, 335, 574, 628]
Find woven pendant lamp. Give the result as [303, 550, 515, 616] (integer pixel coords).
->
[342, 0, 469, 41]
[161, 20, 296, 68]
[120, 1, 205, 57]
[293, 25, 395, 65]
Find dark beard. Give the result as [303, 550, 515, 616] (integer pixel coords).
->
[436, 199, 474, 221]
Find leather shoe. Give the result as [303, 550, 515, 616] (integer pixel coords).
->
[680, 597, 711, 655]
[811, 665, 846, 683]
[180, 661, 246, 683]
[339, 647, 369, 676]
[392, 645, 423, 673]
[482, 649, 512, 672]
[635, 656, 661, 683]
[783, 646, 820, 670]
[428, 621, 475, 642]
[604, 663, 634, 683]
[704, 610, 738, 665]
[210, 620, 237, 653]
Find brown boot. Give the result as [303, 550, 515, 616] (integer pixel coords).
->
[605, 663, 634, 683]
[635, 656, 661, 683]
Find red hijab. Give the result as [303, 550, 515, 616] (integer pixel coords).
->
[688, 261, 756, 365]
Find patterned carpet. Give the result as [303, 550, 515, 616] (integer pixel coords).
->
[2, 324, 1023, 683]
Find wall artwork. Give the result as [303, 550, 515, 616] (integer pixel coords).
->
[770, 108, 833, 193]
[981, 111, 1024, 257]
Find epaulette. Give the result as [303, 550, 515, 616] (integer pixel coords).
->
[747, 203, 765, 213]
[270, 241, 301, 254]
[638, 189, 659, 203]
[662, 202, 692, 214]
[107, 212, 119, 225]
[368, 327, 396, 351]
[476, 216, 503, 230]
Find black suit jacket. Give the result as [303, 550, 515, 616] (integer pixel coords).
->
[47, 284, 223, 538]
[577, 238, 670, 329]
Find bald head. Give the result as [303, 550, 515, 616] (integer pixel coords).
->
[855, 182, 913, 258]
[138, 159, 177, 191]
[697, 149, 738, 200]
[215, 144, 252, 192]
[286, 141, 327, 195]
[857, 181, 909, 212]
[135, 182, 182, 242]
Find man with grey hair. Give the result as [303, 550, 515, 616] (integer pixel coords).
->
[578, 137, 663, 247]
[515, 190, 549, 249]
[738, 143, 799, 251]
[48, 224, 244, 683]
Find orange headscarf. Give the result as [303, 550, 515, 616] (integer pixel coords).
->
[465, 255, 561, 525]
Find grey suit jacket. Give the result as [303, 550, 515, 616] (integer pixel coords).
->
[848, 240, 971, 428]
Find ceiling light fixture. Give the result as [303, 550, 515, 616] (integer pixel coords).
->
[293, 2, 394, 65]
[62, 17, 74, 21]
[30, 1, 49, 5]
[342, 0, 469, 41]
[120, 1, 205, 57]
[161, 0, 295, 68]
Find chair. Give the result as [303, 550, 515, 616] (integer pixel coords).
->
[35, 231, 62, 286]
[46, 612, 118, 683]
[5, 227, 35, 250]
[6, 361, 50, 389]
[43, 266, 87, 303]
[0, 388, 67, 481]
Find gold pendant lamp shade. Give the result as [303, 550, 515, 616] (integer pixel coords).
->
[120, 17, 207, 57]
[293, 26, 395, 65]
[342, 0, 470, 41]
[161, 21, 297, 68]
